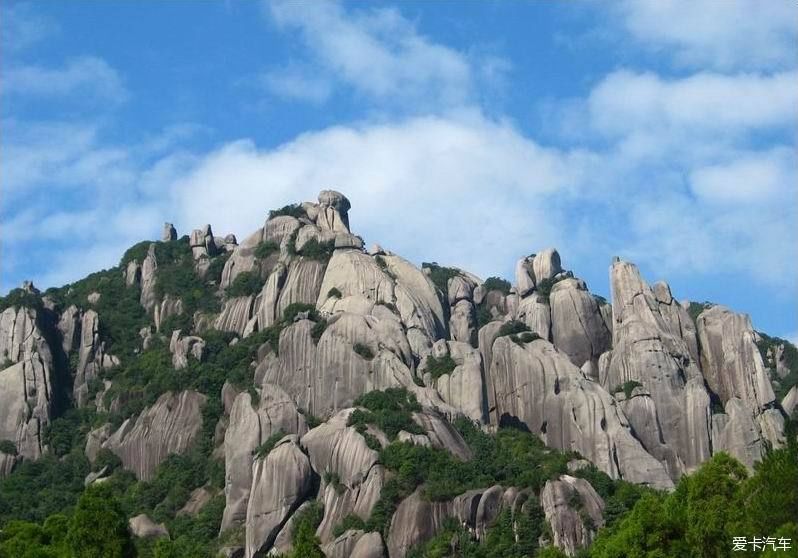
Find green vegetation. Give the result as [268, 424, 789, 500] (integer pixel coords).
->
[353, 342, 375, 360]
[268, 204, 306, 220]
[536, 276, 564, 303]
[482, 276, 511, 294]
[348, 388, 423, 441]
[310, 320, 328, 343]
[687, 301, 714, 323]
[423, 354, 457, 380]
[253, 240, 279, 260]
[363, 414, 576, 538]
[756, 333, 798, 399]
[475, 302, 493, 327]
[0, 441, 16, 456]
[332, 513, 366, 538]
[253, 431, 286, 460]
[497, 320, 530, 338]
[225, 270, 264, 298]
[0, 288, 43, 313]
[286, 501, 324, 558]
[422, 262, 460, 294]
[591, 447, 798, 558]
[327, 287, 342, 299]
[612, 380, 644, 400]
[298, 238, 335, 262]
[282, 302, 319, 323]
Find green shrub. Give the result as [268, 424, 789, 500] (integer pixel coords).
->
[283, 302, 319, 323]
[0, 440, 16, 455]
[475, 303, 493, 327]
[310, 320, 327, 343]
[423, 354, 456, 380]
[482, 276, 511, 294]
[613, 380, 643, 399]
[0, 288, 42, 313]
[299, 238, 335, 262]
[510, 331, 541, 346]
[349, 388, 423, 441]
[225, 271, 264, 298]
[353, 343, 374, 360]
[536, 276, 564, 303]
[253, 240, 279, 260]
[332, 513, 366, 538]
[687, 301, 714, 323]
[327, 287, 342, 299]
[269, 204, 306, 220]
[497, 320, 530, 338]
[421, 262, 460, 294]
[323, 471, 344, 494]
[288, 500, 324, 558]
[253, 430, 286, 459]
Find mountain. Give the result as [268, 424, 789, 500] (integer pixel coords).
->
[0, 190, 796, 558]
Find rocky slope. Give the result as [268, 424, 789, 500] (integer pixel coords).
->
[0, 190, 795, 557]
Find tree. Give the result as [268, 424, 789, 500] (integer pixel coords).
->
[66, 485, 132, 558]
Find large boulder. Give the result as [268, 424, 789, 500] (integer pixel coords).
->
[488, 336, 673, 489]
[541, 475, 605, 556]
[697, 306, 776, 410]
[604, 260, 712, 478]
[549, 278, 611, 368]
[301, 409, 384, 542]
[0, 306, 55, 472]
[245, 435, 312, 558]
[387, 489, 454, 558]
[221, 385, 308, 531]
[103, 391, 206, 480]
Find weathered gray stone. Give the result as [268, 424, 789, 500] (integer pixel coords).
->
[449, 299, 477, 346]
[550, 278, 611, 368]
[533, 249, 562, 283]
[140, 244, 159, 312]
[245, 435, 312, 558]
[129, 514, 169, 539]
[215, 296, 255, 336]
[104, 391, 206, 480]
[162, 223, 177, 242]
[387, 488, 454, 558]
[541, 475, 605, 556]
[488, 336, 673, 489]
[222, 386, 308, 532]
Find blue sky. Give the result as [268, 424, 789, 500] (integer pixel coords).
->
[1, 1, 796, 339]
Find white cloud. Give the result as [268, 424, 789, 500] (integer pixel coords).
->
[0, 3, 58, 53]
[615, 0, 798, 70]
[259, 64, 333, 104]
[266, 0, 473, 108]
[2, 56, 127, 103]
[588, 70, 798, 139]
[690, 147, 796, 206]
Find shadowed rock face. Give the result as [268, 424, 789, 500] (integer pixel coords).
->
[604, 260, 713, 478]
[104, 390, 207, 481]
[245, 435, 312, 558]
[0, 306, 55, 474]
[541, 475, 605, 556]
[487, 336, 673, 489]
[221, 385, 308, 532]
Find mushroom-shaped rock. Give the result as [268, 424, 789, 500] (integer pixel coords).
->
[245, 435, 312, 558]
[541, 475, 605, 556]
[316, 190, 351, 233]
[129, 514, 169, 539]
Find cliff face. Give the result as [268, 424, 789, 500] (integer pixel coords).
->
[0, 190, 793, 557]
